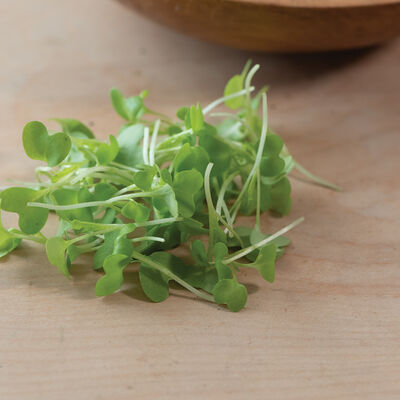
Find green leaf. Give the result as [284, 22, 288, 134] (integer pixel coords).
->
[114, 124, 144, 167]
[213, 279, 247, 312]
[214, 242, 228, 260]
[95, 253, 130, 296]
[0, 219, 21, 258]
[93, 183, 117, 201]
[0, 187, 48, 234]
[242, 244, 276, 282]
[160, 169, 173, 185]
[217, 117, 245, 141]
[51, 188, 92, 222]
[263, 134, 284, 156]
[198, 127, 232, 172]
[270, 177, 291, 216]
[113, 235, 133, 257]
[133, 167, 156, 191]
[172, 169, 203, 218]
[190, 239, 208, 266]
[185, 266, 218, 294]
[260, 156, 285, 177]
[176, 106, 189, 120]
[139, 252, 186, 303]
[189, 102, 204, 133]
[46, 132, 72, 167]
[240, 174, 257, 215]
[45, 237, 70, 278]
[96, 135, 119, 165]
[22, 121, 71, 166]
[173, 143, 209, 175]
[93, 230, 120, 270]
[110, 88, 144, 122]
[152, 184, 178, 218]
[224, 75, 245, 109]
[22, 121, 48, 160]
[177, 218, 207, 236]
[121, 200, 150, 222]
[53, 118, 94, 138]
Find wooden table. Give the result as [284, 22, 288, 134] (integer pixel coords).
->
[0, 1, 399, 399]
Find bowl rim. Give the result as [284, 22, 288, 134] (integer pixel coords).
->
[229, 0, 400, 9]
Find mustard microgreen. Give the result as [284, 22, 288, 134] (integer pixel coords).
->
[0, 62, 339, 311]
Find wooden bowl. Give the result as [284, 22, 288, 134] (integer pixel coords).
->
[116, 0, 400, 52]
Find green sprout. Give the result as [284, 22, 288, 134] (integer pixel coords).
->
[0, 62, 339, 311]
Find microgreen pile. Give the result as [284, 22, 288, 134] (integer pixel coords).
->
[0, 62, 338, 311]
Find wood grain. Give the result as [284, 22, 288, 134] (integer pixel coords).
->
[0, 1, 400, 399]
[117, 0, 400, 52]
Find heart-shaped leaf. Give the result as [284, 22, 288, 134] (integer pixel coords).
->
[95, 253, 130, 296]
[236, 243, 277, 282]
[213, 279, 247, 312]
[22, 121, 71, 166]
[110, 88, 144, 122]
[0, 187, 48, 234]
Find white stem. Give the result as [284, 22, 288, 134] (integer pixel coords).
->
[149, 119, 160, 166]
[245, 64, 259, 92]
[230, 92, 268, 220]
[134, 217, 182, 227]
[203, 87, 255, 115]
[223, 217, 305, 264]
[131, 236, 165, 243]
[142, 126, 150, 165]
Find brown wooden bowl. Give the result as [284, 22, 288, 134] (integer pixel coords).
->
[116, 0, 400, 52]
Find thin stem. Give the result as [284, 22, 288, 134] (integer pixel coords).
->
[156, 128, 192, 149]
[28, 189, 160, 211]
[109, 162, 139, 173]
[204, 163, 217, 261]
[68, 227, 118, 245]
[142, 126, 150, 165]
[149, 119, 160, 166]
[256, 167, 261, 227]
[223, 217, 304, 264]
[134, 217, 182, 228]
[216, 172, 237, 215]
[131, 236, 165, 243]
[244, 64, 260, 109]
[293, 161, 342, 192]
[230, 92, 268, 220]
[9, 232, 46, 244]
[132, 251, 215, 303]
[203, 87, 255, 115]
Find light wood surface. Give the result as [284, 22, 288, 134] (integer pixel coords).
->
[1, 1, 400, 399]
[117, 0, 400, 52]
